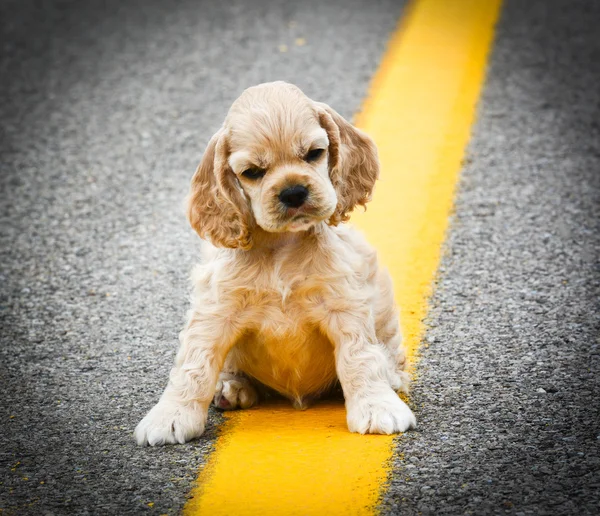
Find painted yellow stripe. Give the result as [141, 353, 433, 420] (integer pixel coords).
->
[353, 0, 502, 368]
[185, 0, 502, 514]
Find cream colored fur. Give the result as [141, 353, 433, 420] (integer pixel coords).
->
[135, 82, 416, 446]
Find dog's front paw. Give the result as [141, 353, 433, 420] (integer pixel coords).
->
[346, 390, 417, 434]
[134, 400, 206, 446]
[213, 372, 258, 410]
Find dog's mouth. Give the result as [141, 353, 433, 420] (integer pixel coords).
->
[285, 206, 313, 218]
[283, 212, 317, 231]
[259, 191, 336, 233]
[284, 204, 338, 232]
[268, 204, 319, 232]
[287, 202, 327, 218]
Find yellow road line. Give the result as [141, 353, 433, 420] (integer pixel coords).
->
[186, 402, 392, 515]
[353, 0, 503, 368]
[185, 0, 502, 514]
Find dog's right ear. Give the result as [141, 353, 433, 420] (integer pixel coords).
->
[187, 129, 254, 250]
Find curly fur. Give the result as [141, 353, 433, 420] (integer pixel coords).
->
[187, 130, 255, 249]
[315, 102, 379, 224]
[135, 81, 416, 446]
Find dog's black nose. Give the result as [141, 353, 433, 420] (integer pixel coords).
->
[279, 185, 309, 208]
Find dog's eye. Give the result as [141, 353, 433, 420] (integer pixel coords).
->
[242, 168, 266, 180]
[305, 148, 325, 162]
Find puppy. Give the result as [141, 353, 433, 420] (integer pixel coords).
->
[135, 81, 416, 446]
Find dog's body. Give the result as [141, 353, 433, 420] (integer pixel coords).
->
[135, 82, 416, 446]
[197, 223, 404, 406]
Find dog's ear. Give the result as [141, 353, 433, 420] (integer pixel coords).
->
[187, 129, 254, 249]
[315, 102, 379, 224]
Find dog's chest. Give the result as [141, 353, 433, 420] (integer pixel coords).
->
[232, 270, 338, 397]
[245, 264, 329, 330]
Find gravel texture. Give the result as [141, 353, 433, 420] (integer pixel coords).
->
[382, 0, 600, 514]
[2, 0, 599, 514]
[0, 0, 404, 514]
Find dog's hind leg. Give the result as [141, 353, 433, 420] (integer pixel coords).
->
[213, 372, 258, 410]
[213, 354, 259, 410]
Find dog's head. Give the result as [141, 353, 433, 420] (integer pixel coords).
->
[187, 81, 379, 249]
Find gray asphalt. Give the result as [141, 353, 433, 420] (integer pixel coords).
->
[383, 1, 600, 514]
[1, 0, 598, 515]
[0, 0, 404, 514]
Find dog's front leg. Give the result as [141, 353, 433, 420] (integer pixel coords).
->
[324, 311, 417, 434]
[134, 311, 239, 446]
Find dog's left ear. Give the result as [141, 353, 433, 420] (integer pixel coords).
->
[314, 102, 379, 224]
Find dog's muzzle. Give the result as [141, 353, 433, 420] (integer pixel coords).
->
[278, 185, 309, 208]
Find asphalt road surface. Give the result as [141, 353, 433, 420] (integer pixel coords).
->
[1, 0, 599, 514]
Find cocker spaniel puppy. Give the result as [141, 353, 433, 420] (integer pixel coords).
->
[135, 81, 416, 446]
